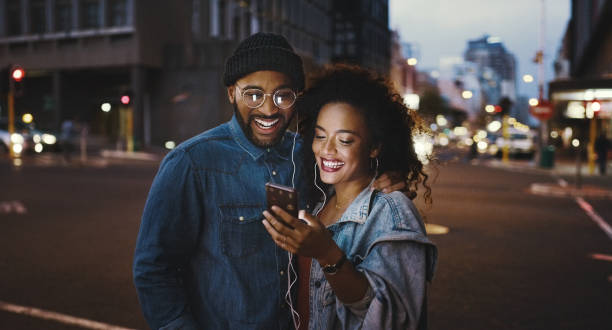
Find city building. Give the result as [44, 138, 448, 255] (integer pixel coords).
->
[464, 34, 518, 105]
[330, 0, 390, 75]
[389, 31, 418, 109]
[437, 56, 482, 121]
[0, 0, 332, 149]
[549, 0, 612, 164]
[549, 0, 612, 123]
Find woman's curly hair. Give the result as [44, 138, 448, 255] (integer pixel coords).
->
[298, 64, 432, 205]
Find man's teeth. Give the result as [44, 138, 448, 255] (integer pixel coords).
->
[254, 118, 279, 128]
[323, 160, 345, 168]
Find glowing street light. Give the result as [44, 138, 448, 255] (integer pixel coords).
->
[22, 113, 33, 124]
[522, 74, 534, 83]
[529, 98, 539, 106]
[485, 104, 495, 113]
[407, 58, 418, 66]
[462, 90, 473, 99]
[101, 103, 111, 112]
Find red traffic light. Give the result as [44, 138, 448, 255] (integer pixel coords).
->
[120, 95, 131, 105]
[11, 66, 25, 82]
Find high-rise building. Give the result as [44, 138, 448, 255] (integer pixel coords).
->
[0, 0, 332, 148]
[330, 0, 390, 75]
[464, 35, 518, 105]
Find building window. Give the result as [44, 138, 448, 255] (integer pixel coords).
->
[55, 0, 72, 32]
[6, 0, 22, 36]
[108, 0, 128, 27]
[30, 0, 47, 34]
[81, 0, 100, 29]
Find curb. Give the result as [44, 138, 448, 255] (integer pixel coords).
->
[100, 150, 162, 162]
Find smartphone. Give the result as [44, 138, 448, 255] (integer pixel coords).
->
[265, 182, 298, 219]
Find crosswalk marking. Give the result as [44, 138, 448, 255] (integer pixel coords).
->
[0, 201, 27, 214]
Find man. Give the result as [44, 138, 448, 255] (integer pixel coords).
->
[133, 33, 404, 329]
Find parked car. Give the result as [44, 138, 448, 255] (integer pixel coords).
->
[493, 129, 536, 158]
[0, 118, 29, 155]
[0, 118, 58, 155]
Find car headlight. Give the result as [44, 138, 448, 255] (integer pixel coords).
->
[42, 134, 57, 145]
[10, 133, 25, 145]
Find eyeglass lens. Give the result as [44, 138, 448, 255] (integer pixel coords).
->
[242, 88, 296, 109]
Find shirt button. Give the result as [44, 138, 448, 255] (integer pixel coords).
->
[314, 281, 321, 288]
[239, 216, 244, 221]
[272, 170, 277, 176]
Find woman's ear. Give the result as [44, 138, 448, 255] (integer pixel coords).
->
[369, 145, 381, 158]
[227, 86, 236, 103]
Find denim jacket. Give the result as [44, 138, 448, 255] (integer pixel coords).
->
[307, 186, 437, 330]
[133, 115, 305, 330]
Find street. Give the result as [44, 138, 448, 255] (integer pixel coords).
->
[1, 155, 611, 329]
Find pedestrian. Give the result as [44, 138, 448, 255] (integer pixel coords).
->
[60, 118, 75, 163]
[595, 132, 610, 175]
[262, 65, 437, 329]
[133, 33, 407, 329]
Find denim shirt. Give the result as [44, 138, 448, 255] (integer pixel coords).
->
[133, 115, 305, 330]
[308, 186, 437, 330]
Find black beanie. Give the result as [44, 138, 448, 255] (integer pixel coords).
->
[223, 32, 305, 91]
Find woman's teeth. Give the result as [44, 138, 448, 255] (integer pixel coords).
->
[254, 118, 279, 129]
[323, 160, 345, 168]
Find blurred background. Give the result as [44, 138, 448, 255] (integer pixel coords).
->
[1, 0, 611, 329]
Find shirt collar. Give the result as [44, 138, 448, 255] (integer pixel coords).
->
[228, 114, 293, 161]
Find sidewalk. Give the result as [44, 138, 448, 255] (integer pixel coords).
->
[482, 157, 612, 199]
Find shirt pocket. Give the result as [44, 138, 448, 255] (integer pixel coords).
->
[220, 206, 267, 258]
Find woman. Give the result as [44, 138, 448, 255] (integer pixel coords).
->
[262, 65, 437, 329]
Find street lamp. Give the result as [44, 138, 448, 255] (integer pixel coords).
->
[529, 98, 539, 106]
[407, 58, 418, 66]
[22, 113, 33, 124]
[523, 74, 534, 83]
[485, 104, 495, 113]
[101, 103, 111, 112]
[462, 90, 473, 99]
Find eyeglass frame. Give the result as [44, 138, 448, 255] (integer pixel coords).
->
[235, 84, 297, 109]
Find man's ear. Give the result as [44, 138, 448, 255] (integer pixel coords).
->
[227, 86, 236, 103]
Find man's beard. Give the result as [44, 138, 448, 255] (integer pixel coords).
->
[233, 102, 292, 148]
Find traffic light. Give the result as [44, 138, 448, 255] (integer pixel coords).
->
[120, 93, 131, 105]
[9, 65, 25, 97]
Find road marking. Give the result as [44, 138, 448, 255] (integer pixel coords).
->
[575, 197, 612, 241]
[0, 300, 136, 330]
[0, 201, 27, 214]
[589, 253, 612, 262]
[425, 223, 450, 235]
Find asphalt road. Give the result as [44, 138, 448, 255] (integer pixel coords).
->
[0, 155, 610, 329]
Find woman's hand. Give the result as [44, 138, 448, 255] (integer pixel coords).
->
[262, 206, 342, 264]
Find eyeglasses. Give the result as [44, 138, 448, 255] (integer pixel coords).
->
[235, 84, 297, 109]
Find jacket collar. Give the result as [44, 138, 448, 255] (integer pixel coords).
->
[336, 179, 377, 225]
[228, 114, 293, 161]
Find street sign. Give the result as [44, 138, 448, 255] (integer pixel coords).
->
[530, 100, 554, 120]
